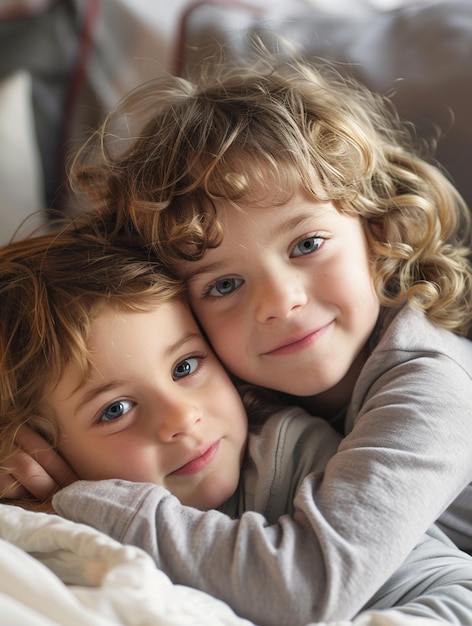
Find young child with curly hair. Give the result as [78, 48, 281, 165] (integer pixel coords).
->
[5, 45, 472, 623]
[66, 45, 472, 614]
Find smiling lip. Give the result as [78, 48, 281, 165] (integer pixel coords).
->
[263, 325, 330, 357]
[170, 441, 220, 477]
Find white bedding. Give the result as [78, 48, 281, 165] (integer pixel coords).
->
[0, 504, 453, 626]
[0, 503, 253, 626]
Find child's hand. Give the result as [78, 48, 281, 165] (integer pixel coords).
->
[0, 426, 78, 500]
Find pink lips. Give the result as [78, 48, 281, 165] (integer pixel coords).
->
[263, 324, 330, 357]
[170, 441, 220, 477]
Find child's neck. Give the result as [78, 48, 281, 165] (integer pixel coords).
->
[289, 346, 368, 419]
[297, 388, 348, 420]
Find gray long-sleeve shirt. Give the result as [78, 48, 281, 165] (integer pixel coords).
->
[54, 394, 472, 625]
[53, 305, 472, 623]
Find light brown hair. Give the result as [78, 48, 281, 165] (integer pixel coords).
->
[72, 44, 472, 335]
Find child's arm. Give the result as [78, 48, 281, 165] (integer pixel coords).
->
[50, 398, 472, 626]
[50, 314, 472, 626]
[52, 478, 472, 626]
[365, 524, 472, 624]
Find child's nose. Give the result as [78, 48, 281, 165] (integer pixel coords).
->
[156, 397, 201, 442]
[254, 271, 308, 323]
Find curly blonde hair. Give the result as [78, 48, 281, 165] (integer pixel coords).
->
[72, 44, 472, 335]
[0, 215, 183, 494]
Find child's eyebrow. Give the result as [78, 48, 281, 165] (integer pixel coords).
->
[183, 261, 229, 283]
[274, 212, 320, 236]
[75, 332, 203, 415]
[76, 382, 124, 415]
[165, 331, 203, 357]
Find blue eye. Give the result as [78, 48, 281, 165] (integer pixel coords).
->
[291, 236, 323, 257]
[173, 357, 199, 380]
[208, 277, 243, 297]
[100, 399, 134, 422]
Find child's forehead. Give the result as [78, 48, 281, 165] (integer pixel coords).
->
[209, 170, 328, 218]
[75, 299, 204, 376]
[92, 298, 193, 328]
[212, 189, 338, 237]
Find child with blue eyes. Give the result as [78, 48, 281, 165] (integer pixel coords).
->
[4, 221, 472, 626]
[0, 223, 249, 510]
[47, 47, 472, 623]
